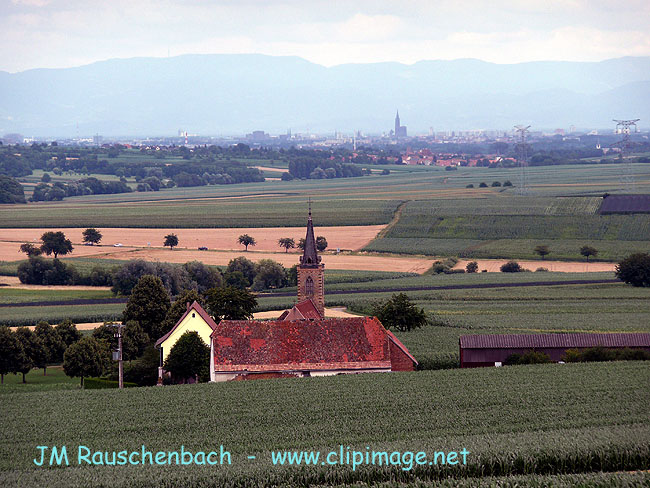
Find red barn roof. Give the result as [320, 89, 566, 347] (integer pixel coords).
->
[211, 317, 393, 372]
[460, 333, 650, 349]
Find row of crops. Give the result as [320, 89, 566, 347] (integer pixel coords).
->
[385, 213, 650, 241]
[1, 362, 648, 486]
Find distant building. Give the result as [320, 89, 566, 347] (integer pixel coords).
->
[459, 333, 650, 368]
[394, 110, 407, 139]
[246, 130, 268, 142]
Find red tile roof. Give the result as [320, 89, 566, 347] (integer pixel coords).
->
[385, 329, 419, 365]
[155, 301, 218, 347]
[277, 299, 322, 320]
[212, 317, 392, 372]
[460, 333, 650, 349]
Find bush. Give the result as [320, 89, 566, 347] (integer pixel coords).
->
[17, 257, 78, 285]
[501, 261, 523, 273]
[615, 253, 650, 287]
[563, 347, 650, 363]
[479, 182, 488, 188]
[372, 293, 427, 332]
[466, 261, 479, 273]
[535, 267, 549, 272]
[504, 351, 552, 365]
[465, 184, 474, 188]
[491, 181, 501, 187]
[503, 180, 513, 187]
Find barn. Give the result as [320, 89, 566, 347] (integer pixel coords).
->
[459, 333, 650, 368]
[598, 194, 650, 214]
[210, 317, 418, 382]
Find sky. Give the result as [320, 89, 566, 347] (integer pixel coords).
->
[1, 0, 650, 73]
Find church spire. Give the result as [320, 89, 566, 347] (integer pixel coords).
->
[300, 200, 321, 267]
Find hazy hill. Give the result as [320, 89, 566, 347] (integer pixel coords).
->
[0, 54, 649, 136]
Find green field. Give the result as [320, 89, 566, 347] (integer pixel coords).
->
[0, 303, 124, 327]
[4, 162, 650, 229]
[1, 361, 648, 487]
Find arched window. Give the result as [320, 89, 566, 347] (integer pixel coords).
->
[305, 276, 314, 296]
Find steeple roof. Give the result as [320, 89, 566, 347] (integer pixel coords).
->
[300, 204, 321, 267]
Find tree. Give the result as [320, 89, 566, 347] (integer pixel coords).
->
[500, 261, 523, 273]
[615, 253, 650, 287]
[63, 337, 109, 387]
[34, 321, 65, 371]
[55, 320, 81, 348]
[205, 286, 257, 322]
[297, 238, 306, 250]
[251, 259, 287, 291]
[372, 293, 427, 332]
[122, 275, 171, 340]
[183, 261, 222, 293]
[82, 228, 102, 245]
[466, 261, 479, 273]
[164, 233, 179, 250]
[40, 231, 73, 259]
[534, 245, 550, 260]
[226, 256, 256, 286]
[0, 326, 26, 384]
[278, 237, 295, 253]
[122, 321, 150, 360]
[238, 234, 256, 251]
[14, 327, 48, 383]
[41, 173, 51, 183]
[19, 243, 42, 257]
[160, 289, 205, 338]
[580, 245, 598, 262]
[316, 236, 328, 252]
[163, 331, 210, 383]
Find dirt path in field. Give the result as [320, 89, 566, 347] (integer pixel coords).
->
[254, 166, 287, 173]
[454, 259, 616, 273]
[0, 225, 386, 261]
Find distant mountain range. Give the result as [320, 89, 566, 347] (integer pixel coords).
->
[1, 54, 649, 137]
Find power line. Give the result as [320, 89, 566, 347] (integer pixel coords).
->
[514, 125, 531, 195]
[613, 119, 639, 193]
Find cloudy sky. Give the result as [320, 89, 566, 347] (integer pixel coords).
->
[2, 0, 649, 72]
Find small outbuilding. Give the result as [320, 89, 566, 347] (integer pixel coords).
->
[460, 332, 650, 368]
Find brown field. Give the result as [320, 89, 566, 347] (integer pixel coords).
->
[90, 248, 435, 273]
[0, 225, 385, 261]
[454, 259, 616, 273]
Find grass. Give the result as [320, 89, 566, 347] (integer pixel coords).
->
[0, 288, 114, 304]
[0, 361, 648, 486]
[0, 365, 78, 392]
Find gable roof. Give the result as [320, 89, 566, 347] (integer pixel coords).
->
[277, 298, 322, 321]
[460, 333, 650, 350]
[155, 301, 218, 347]
[385, 329, 419, 365]
[211, 317, 392, 372]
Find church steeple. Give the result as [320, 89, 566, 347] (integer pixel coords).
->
[297, 201, 325, 317]
[300, 201, 321, 267]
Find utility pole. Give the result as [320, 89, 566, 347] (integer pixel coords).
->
[110, 323, 124, 389]
[514, 125, 531, 195]
[613, 119, 639, 193]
